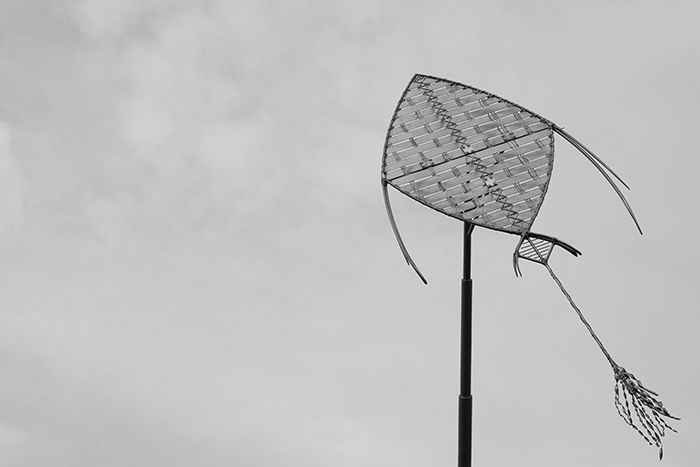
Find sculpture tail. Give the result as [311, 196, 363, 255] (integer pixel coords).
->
[514, 234, 679, 458]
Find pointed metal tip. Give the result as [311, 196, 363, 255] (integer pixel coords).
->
[405, 255, 428, 285]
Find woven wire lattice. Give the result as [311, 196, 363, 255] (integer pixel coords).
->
[382, 74, 554, 234]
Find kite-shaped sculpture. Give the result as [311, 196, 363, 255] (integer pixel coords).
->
[381, 74, 678, 459]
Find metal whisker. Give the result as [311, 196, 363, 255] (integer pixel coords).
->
[614, 366, 679, 459]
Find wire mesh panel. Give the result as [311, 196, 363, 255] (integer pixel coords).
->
[382, 74, 554, 234]
[517, 236, 554, 264]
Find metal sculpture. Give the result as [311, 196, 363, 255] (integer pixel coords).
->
[381, 74, 678, 462]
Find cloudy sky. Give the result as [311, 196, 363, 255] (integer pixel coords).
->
[0, 1, 698, 466]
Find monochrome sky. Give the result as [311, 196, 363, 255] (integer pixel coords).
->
[0, 1, 698, 466]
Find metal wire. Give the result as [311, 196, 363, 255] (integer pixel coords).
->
[529, 242, 678, 458]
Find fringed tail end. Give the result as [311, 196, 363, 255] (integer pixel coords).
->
[613, 365, 680, 459]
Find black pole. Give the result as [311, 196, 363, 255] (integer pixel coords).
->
[458, 222, 474, 467]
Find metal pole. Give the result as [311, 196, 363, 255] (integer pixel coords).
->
[458, 222, 474, 467]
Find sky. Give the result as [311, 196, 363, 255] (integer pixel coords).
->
[0, 0, 698, 466]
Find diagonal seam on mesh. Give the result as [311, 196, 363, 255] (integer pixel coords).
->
[414, 76, 525, 228]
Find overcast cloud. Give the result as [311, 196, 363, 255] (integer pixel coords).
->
[0, 1, 698, 466]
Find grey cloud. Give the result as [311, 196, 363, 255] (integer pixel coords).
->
[0, 1, 697, 466]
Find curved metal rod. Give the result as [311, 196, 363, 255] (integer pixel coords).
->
[382, 180, 427, 284]
[553, 126, 643, 235]
[553, 125, 630, 190]
[512, 236, 524, 277]
[527, 232, 582, 257]
[512, 232, 581, 277]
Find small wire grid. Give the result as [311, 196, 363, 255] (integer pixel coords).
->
[517, 236, 554, 264]
[382, 74, 554, 234]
